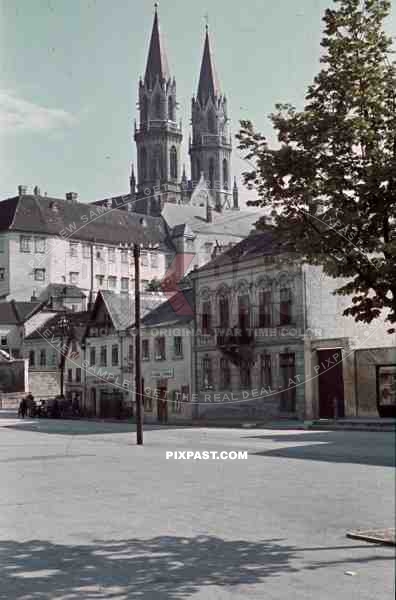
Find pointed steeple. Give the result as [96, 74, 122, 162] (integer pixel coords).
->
[144, 4, 171, 88]
[197, 26, 221, 105]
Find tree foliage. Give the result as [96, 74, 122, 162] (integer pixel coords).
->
[238, 0, 396, 331]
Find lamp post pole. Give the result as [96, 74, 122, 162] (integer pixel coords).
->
[133, 243, 143, 445]
[58, 314, 68, 398]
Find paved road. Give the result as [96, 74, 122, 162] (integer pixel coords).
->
[0, 413, 394, 599]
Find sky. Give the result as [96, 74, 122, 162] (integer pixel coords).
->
[0, 0, 395, 206]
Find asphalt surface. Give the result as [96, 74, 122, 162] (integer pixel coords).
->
[0, 412, 395, 599]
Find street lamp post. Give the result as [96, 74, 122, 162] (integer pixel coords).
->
[133, 243, 143, 445]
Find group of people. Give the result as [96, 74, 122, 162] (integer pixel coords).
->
[18, 394, 81, 419]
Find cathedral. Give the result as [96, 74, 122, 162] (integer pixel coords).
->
[129, 4, 239, 216]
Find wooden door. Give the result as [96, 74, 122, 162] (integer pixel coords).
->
[318, 349, 345, 418]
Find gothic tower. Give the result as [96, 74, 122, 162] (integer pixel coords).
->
[134, 4, 183, 214]
[189, 26, 233, 211]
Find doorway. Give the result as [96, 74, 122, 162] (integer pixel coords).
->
[157, 383, 168, 424]
[317, 349, 345, 418]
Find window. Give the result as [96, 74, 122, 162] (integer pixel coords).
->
[280, 353, 296, 412]
[0, 268, 5, 281]
[108, 247, 115, 262]
[201, 301, 211, 334]
[29, 350, 35, 366]
[112, 344, 119, 366]
[202, 357, 213, 389]
[141, 97, 149, 123]
[108, 276, 117, 289]
[196, 158, 201, 180]
[0, 336, 7, 346]
[170, 146, 178, 179]
[39, 349, 46, 367]
[69, 242, 78, 257]
[140, 147, 147, 180]
[280, 288, 292, 326]
[171, 390, 182, 413]
[100, 346, 107, 366]
[142, 339, 150, 360]
[168, 96, 174, 121]
[208, 110, 216, 134]
[240, 364, 251, 388]
[89, 347, 96, 367]
[76, 368, 81, 383]
[128, 344, 133, 365]
[121, 277, 129, 292]
[151, 253, 158, 269]
[185, 239, 194, 251]
[259, 291, 272, 328]
[219, 296, 229, 329]
[67, 369, 73, 382]
[261, 354, 272, 387]
[209, 158, 215, 191]
[69, 272, 79, 285]
[34, 269, 45, 281]
[48, 351, 56, 366]
[144, 379, 152, 411]
[121, 249, 128, 264]
[220, 358, 231, 389]
[34, 237, 46, 253]
[238, 294, 250, 330]
[82, 244, 90, 259]
[141, 252, 149, 268]
[96, 275, 105, 288]
[96, 247, 104, 261]
[20, 235, 31, 253]
[155, 336, 166, 360]
[174, 336, 183, 357]
[0, 237, 4, 253]
[223, 159, 229, 190]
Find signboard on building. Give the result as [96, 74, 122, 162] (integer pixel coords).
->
[151, 368, 174, 379]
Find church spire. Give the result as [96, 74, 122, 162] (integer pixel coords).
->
[144, 3, 171, 88]
[197, 26, 221, 105]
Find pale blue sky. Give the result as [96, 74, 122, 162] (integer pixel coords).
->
[0, 0, 394, 205]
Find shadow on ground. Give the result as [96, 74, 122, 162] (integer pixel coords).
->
[0, 536, 393, 600]
[247, 432, 396, 468]
[2, 419, 180, 436]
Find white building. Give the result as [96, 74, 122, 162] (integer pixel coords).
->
[190, 232, 396, 421]
[0, 188, 171, 302]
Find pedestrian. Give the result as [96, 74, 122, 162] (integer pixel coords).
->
[18, 397, 27, 419]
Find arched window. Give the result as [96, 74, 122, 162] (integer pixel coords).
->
[155, 95, 162, 119]
[140, 148, 147, 181]
[208, 110, 216, 133]
[151, 146, 161, 181]
[196, 158, 201, 180]
[141, 96, 149, 124]
[223, 159, 229, 190]
[168, 96, 174, 121]
[209, 158, 215, 191]
[170, 146, 178, 180]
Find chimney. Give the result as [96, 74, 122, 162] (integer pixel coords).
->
[206, 198, 212, 223]
[65, 192, 78, 203]
[18, 185, 28, 197]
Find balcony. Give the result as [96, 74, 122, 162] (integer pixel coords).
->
[216, 327, 255, 367]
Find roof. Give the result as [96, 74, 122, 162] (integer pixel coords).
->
[144, 7, 171, 87]
[162, 202, 260, 238]
[38, 284, 86, 302]
[197, 28, 221, 104]
[141, 289, 194, 327]
[192, 231, 287, 274]
[0, 300, 41, 325]
[92, 290, 166, 332]
[0, 194, 171, 249]
[25, 311, 91, 341]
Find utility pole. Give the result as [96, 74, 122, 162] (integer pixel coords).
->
[134, 243, 143, 445]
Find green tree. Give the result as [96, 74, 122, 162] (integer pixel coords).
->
[238, 0, 396, 331]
